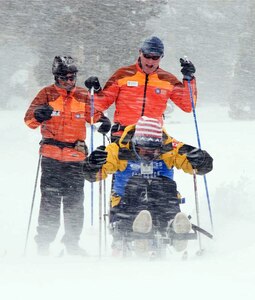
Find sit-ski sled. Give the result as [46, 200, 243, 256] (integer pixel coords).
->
[110, 214, 213, 259]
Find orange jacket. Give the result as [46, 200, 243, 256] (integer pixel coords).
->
[24, 84, 102, 162]
[95, 60, 197, 126]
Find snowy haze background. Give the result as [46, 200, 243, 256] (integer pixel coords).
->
[1, 1, 255, 300]
[1, 105, 255, 300]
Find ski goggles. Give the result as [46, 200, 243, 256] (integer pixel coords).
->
[135, 146, 161, 161]
[143, 53, 161, 60]
[58, 74, 77, 81]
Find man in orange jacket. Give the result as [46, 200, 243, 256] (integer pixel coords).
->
[24, 56, 111, 256]
[84, 37, 197, 216]
[85, 36, 197, 141]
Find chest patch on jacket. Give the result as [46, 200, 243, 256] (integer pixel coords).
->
[52, 111, 61, 116]
[141, 162, 153, 174]
[75, 113, 84, 119]
[127, 81, 138, 87]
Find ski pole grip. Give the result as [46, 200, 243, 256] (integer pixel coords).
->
[183, 55, 190, 63]
[91, 86, 94, 96]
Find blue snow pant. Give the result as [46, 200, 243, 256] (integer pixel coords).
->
[35, 157, 85, 247]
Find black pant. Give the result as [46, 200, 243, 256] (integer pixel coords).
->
[35, 157, 85, 246]
[111, 176, 181, 234]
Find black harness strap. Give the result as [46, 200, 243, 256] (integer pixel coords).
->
[111, 123, 126, 134]
[40, 138, 76, 149]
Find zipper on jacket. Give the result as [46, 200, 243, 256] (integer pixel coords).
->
[141, 74, 149, 116]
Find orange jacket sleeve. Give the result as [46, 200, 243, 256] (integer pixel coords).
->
[169, 78, 197, 112]
[24, 87, 50, 129]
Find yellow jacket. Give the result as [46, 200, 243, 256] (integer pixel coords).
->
[84, 125, 213, 208]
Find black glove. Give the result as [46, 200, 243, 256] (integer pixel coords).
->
[186, 148, 205, 168]
[34, 105, 53, 123]
[84, 76, 102, 92]
[87, 146, 107, 168]
[97, 115, 111, 134]
[187, 148, 213, 174]
[180, 58, 196, 80]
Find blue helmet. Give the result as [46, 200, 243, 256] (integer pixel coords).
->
[140, 36, 164, 57]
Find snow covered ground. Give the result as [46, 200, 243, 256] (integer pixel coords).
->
[0, 103, 255, 300]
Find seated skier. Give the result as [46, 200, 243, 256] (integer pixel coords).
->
[83, 116, 213, 255]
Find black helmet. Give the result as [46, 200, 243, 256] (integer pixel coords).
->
[52, 56, 78, 76]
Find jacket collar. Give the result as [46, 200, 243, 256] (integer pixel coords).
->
[136, 58, 160, 75]
[54, 84, 76, 97]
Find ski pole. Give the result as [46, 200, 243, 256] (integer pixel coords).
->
[99, 167, 103, 258]
[98, 134, 109, 257]
[184, 56, 214, 231]
[24, 154, 42, 256]
[90, 87, 95, 226]
[192, 169, 203, 254]
[103, 134, 107, 254]
[187, 79, 214, 231]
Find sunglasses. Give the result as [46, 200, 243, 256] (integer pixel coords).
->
[143, 53, 161, 60]
[58, 75, 77, 81]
